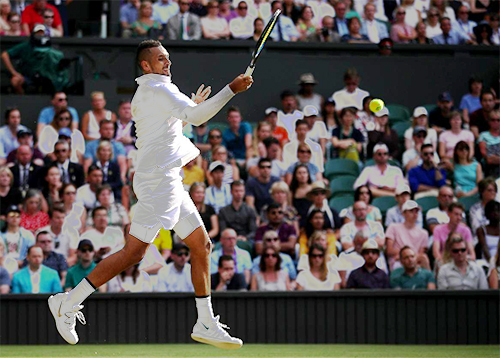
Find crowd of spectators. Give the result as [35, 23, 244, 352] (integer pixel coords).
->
[0, 0, 498, 46]
[0, 65, 498, 295]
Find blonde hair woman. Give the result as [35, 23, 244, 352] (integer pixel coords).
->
[296, 243, 341, 291]
[81, 91, 117, 141]
[260, 181, 299, 234]
[0, 166, 22, 220]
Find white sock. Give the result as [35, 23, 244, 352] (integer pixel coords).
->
[195, 296, 215, 322]
[66, 278, 96, 307]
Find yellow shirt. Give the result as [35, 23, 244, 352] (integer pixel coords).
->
[298, 232, 337, 257]
[182, 165, 205, 186]
[154, 228, 173, 252]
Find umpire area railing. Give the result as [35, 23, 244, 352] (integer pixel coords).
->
[1, 290, 498, 345]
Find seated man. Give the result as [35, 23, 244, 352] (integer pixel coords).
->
[354, 143, 405, 197]
[432, 17, 470, 45]
[252, 230, 297, 281]
[385, 200, 430, 271]
[29, 231, 68, 286]
[65, 240, 105, 292]
[425, 186, 455, 234]
[222, 106, 252, 165]
[211, 255, 247, 292]
[390, 246, 436, 290]
[245, 158, 280, 216]
[254, 203, 297, 257]
[340, 201, 385, 252]
[229, 1, 254, 39]
[408, 144, 446, 199]
[402, 126, 440, 172]
[157, 243, 194, 292]
[210, 228, 252, 285]
[6, 128, 45, 166]
[204, 161, 232, 214]
[385, 184, 423, 228]
[437, 236, 488, 290]
[50, 140, 85, 188]
[346, 239, 390, 289]
[75, 166, 106, 211]
[11, 245, 62, 293]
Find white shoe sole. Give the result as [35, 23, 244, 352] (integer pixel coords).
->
[191, 334, 243, 350]
[48, 295, 78, 345]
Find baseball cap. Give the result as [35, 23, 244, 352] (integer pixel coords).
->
[209, 160, 225, 172]
[77, 239, 94, 251]
[297, 73, 318, 85]
[303, 105, 319, 117]
[361, 239, 379, 252]
[373, 143, 389, 154]
[374, 107, 389, 117]
[395, 184, 411, 196]
[33, 24, 46, 34]
[402, 200, 420, 212]
[172, 243, 189, 254]
[413, 126, 427, 136]
[438, 92, 453, 102]
[17, 128, 33, 138]
[58, 127, 72, 138]
[325, 97, 336, 105]
[265, 107, 278, 116]
[6, 205, 21, 214]
[413, 106, 428, 118]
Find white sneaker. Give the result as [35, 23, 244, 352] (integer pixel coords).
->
[191, 315, 243, 350]
[48, 292, 86, 345]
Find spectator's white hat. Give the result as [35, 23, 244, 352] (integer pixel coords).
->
[33, 24, 46, 34]
[303, 105, 319, 117]
[297, 73, 318, 85]
[209, 161, 225, 172]
[402, 200, 420, 212]
[395, 184, 411, 196]
[373, 143, 389, 154]
[413, 106, 428, 118]
[374, 107, 389, 117]
[265, 107, 279, 116]
[306, 181, 331, 200]
[361, 239, 379, 252]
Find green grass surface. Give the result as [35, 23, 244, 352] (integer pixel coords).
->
[0, 344, 498, 358]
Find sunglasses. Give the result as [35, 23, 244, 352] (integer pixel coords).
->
[422, 152, 434, 156]
[452, 248, 466, 254]
[397, 12, 406, 15]
[209, 135, 221, 139]
[377, 152, 388, 156]
[177, 252, 189, 257]
[265, 238, 279, 242]
[44, 15, 54, 19]
[259, 165, 272, 169]
[270, 211, 283, 215]
[80, 248, 92, 253]
[310, 254, 324, 258]
[10, 19, 20, 23]
[298, 150, 311, 154]
[57, 98, 67, 102]
[312, 191, 326, 195]
[238, 6, 248, 10]
[264, 253, 277, 258]
[429, 14, 438, 17]
[65, 191, 76, 195]
[54, 149, 67, 153]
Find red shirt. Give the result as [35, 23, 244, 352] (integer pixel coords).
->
[20, 210, 50, 234]
[21, 4, 62, 32]
[272, 126, 289, 147]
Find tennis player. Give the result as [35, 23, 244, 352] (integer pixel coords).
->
[48, 39, 253, 349]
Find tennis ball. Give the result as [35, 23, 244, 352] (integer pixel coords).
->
[369, 99, 384, 113]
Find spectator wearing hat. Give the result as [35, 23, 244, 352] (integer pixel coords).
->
[12, 145, 43, 195]
[386, 200, 430, 270]
[429, 92, 455, 133]
[219, 180, 257, 243]
[37, 92, 79, 137]
[354, 143, 405, 197]
[437, 235, 487, 290]
[65, 239, 104, 291]
[433, 202, 475, 265]
[390, 246, 436, 289]
[402, 126, 441, 172]
[331, 68, 370, 111]
[432, 17, 470, 45]
[367, 108, 399, 159]
[210, 228, 252, 284]
[20, 0, 62, 34]
[470, 90, 496, 140]
[27, 230, 67, 285]
[49, 140, 84, 188]
[11, 245, 62, 293]
[346, 239, 390, 289]
[205, 161, 232, 214]
[405, 106, 438, 152]
[268, 0, 299, 42]
[255, 202, 298, 257]
[306, 181, 341, 233]
[246, 158, 280, 216]
[304, 105, 329, 157]
[0, 108, 27, 166]
[296, 74, 323, 113]
[6, 128, 45, 166]
[264, 107, 289, 147]
[361, 3, 389, 44]
[156, 243, 194, 292]
[212, 255, 247, 291]
[1, 205, 35, 267]
[408, 143, 446, 198]
[385, 184, 424, 228]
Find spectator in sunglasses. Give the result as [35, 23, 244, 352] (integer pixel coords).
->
[37, 92, 79, 137]
[252, 230, 297, 281]
[408, 143, 446, 198]
[250, 246, 291, 291]
[296, 243, 340, 291]
[64, 239, 104, 292]
[157, 243, 194, 292]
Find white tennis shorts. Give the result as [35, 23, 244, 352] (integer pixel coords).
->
[129, 166, 202, 243]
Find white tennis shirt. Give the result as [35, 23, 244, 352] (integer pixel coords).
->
[131, 74, 235, 173]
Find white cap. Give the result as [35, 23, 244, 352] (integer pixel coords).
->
[209, 161, 225, 172]
[395, 184, 411, 196]
[33, 24, 46, 33]
[303, 105, 319, 117]
[413, 106, 428, 118]
[361, 239, 379, 252]
[402, 200, 420, 212]
[265, 107, 278, 116]
[374, 107, 389, 117]
[373, 143, 389, 154]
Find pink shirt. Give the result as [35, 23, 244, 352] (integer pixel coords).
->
[386, 223, 429, 269]
[433, 223, 473, 253]
[439, 130, 474, 158]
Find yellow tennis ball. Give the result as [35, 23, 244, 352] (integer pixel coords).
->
[369, 99, 385, 113]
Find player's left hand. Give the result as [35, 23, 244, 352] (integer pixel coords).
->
[191, 84, 211, 104]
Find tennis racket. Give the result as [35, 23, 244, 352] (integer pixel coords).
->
[244, 9, 281, 77]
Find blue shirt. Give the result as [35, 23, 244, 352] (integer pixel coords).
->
[152, 1, 179, 24]
[246, 175, 280, 215]
[286, 161, 320, 178]
[210, 246, 252, 275]
[408, 165, 446, 193]
[252, 252, 297, 280]
[0, 124, 27, 158]
[38, 106, 79, 125]
[390, 267, 435, 289]
[120, 2, 138, 24]
[222, 122, 252, 160]
[270, 15, 299, 41]
[459, 93, 481, 114]
[84, 139, 126, 162]
[432, 30, 469, 45]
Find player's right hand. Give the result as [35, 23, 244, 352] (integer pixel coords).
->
[229, 74, 253, 94]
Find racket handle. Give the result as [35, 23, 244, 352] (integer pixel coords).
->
[244, 66, 254, 77]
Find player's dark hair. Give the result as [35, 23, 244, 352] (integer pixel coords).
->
[218, 255, 235, 268]
[136, 39, 162, 70]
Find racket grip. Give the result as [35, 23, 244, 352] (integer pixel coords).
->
[244, 66, 254, 77]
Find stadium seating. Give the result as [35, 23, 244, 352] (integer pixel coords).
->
[458, 194, 480, 211]
[372, 196, 397, 216]
[329, 195, 355, 213]
[329, 175, 357, 198]
[416, 196, 439, 214]
[214, 240, 254, 256]
[392, 121, 412, 141]
[386, 104, 411, 125]
[324, 158, 360, 180]
[422, 104, 438, 114]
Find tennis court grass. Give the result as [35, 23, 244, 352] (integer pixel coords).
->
[0, 344, 498, 358]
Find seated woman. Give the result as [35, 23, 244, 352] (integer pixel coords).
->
[298, 211, 338, 257]
[206, 145, 239, 186]
[42, 166, 62, 209]
[201, 1, 230, 40]
[20, 189, 49, 234]
[107, 263, 153, 293]
[470, 178, 498, 236]
[439, 111, 474, 172]
[0, 205, 35, 268]
[189, 182, 219, 241]
[87, 184, 130, 232]
[250, 246, 291, 291]
[260, 181, 299, 234]
[488, 240, 500, 289]
[130, 1, 163, 39]
[93, 140, 122, 202]
[284, 143, 322, 186]
[405, 107, 438, 151]
[59, 183, 87, 234]
[81, 91, 117, 141]
[477, 200, 500, 262]
[296, 6, 317, 41]
[453, 141, 483, 198]
[341, 185, 382, 224]
[331, 107, 364, 162]
[341, 17, 370, 43]
[367, 108, 399, 159]
[296, 243, 341, 291]
[289, 163, 313, 228]
[0, 166, 22, 221]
